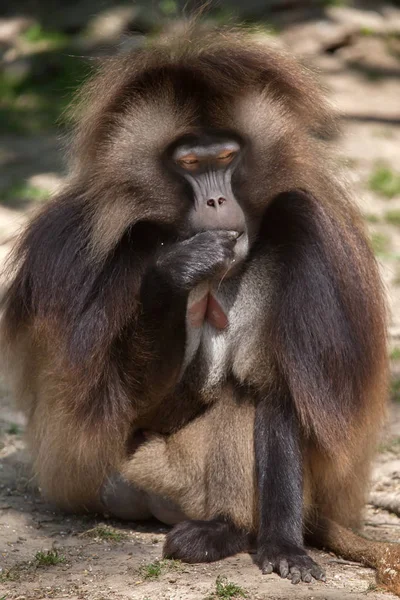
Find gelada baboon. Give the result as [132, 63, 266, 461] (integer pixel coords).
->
[1, 23, 397, 590]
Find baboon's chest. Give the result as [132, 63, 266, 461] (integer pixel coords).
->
[182, 272, 271, 387]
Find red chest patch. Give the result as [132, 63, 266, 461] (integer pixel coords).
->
[187, 293, 228, 330]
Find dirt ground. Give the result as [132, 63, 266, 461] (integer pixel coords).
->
[2, 7, 400, 600]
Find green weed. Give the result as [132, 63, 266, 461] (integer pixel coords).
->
[82, 525, 127, 542]
[0, 53, 89, 134]
[7, 423, 20, 435]
[363, 213, 380, 223]
[2, 183, 50, 208]
[21, 24, 69, 47]
[390, 348, 400, 360]
[385, 210, 400, 226]
[0, 550, 65, 583]
[391, 379, 400, 402]
[369, 165, 400, 199]
[207, 575, 248, 599]
[159, 0, 178, 16]
[35, 549, 65, 566]
[140, 560, 162, 579]
[139, 558, 182, 580]
[370, 232, 390, 255]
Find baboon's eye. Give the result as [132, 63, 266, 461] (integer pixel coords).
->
[217, 151, 237, 164]
[177, 154, 200, 170]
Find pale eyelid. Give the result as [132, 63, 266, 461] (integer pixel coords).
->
[217, 152, 236, 161]
[180, 158, 199, 165]
[178, 158, 201, 171]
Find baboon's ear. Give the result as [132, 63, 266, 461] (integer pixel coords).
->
[264, 189, 386, 451]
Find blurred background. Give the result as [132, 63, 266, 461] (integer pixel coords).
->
[1, 2, 400, 598]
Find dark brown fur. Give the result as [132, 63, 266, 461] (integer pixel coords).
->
[0, 23, 392, 589]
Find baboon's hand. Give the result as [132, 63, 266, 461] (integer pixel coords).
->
[156, 230, 239, 291]
[258, 543, 326, 584]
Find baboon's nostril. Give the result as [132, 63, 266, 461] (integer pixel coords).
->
[207, 197, 226, 208]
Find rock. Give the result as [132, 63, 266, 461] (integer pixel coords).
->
[335, 37, 400, 73]
[382, 6, 400, 35]
[0, 17, 35, 45]
[282, 20, 353, 56]
[28, 173, 64, 194]
[84, 6, 141, 42]
[327, 6, 387, 35]
[370, 491, 400, 516]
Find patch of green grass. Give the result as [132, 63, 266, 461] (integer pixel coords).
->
[391, 379, 400, 402]
[0, 53, 89, 134]
[2, 182, 50, 208]
[370, 232, 390, 255]
[360, 26, 375, 36]
[159, 0, 178, 16]
[385, 210, 400, 226]
[206, 576, 248, 599]
[369, 165, 400, 199]
[82, 525, 127, 542]
[390, 347, 400, 360]
[139, 558, 182, 580]
[141, 560, 163, 579]
[21, 24, 69, 48]
[34, 549, 65, 567]
[7, 423, 20, 435]
[363, 212, 380, 223]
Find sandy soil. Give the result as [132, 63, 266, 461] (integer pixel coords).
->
[1, 12, 400, 600]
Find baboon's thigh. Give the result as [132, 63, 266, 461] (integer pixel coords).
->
[101, 472, 186, 524]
